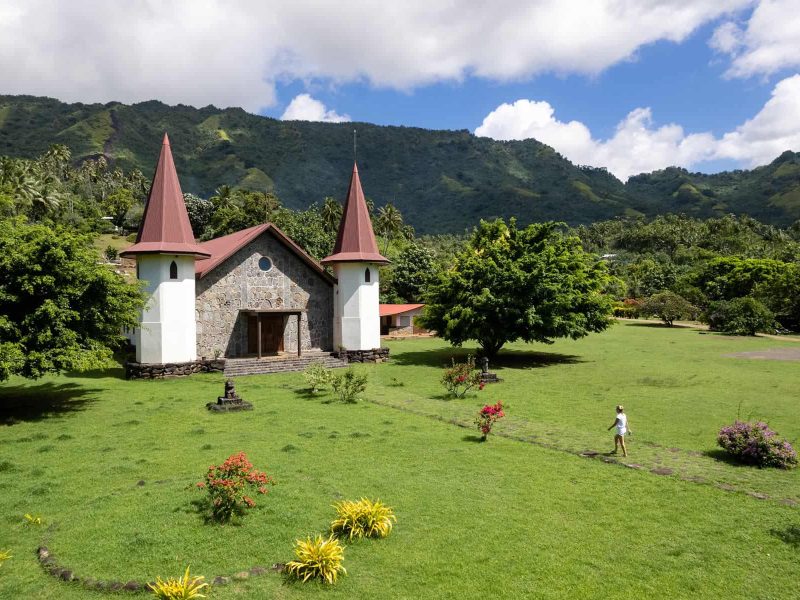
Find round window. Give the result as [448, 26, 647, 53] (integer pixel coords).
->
[258, 256, 273, 272]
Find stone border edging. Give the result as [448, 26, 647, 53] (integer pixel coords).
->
[36, 545, 283, 593]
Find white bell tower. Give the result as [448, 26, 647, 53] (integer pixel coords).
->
[321, 163, 389, 351]
[120, 133, 210, 364]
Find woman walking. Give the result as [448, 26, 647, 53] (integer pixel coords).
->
[608, 405, 631, 457]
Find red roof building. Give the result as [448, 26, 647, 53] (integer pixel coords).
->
[379, 303, 425, 317]
[379, 303, 427, 336]
[321, 163, 389, 265]
[120, 133, 210, 258]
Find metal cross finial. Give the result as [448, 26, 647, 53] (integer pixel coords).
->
[353, 129, 357, 161]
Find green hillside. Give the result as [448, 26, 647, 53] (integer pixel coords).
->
[1, 95, 799, 233]
[626, 151, 800, 225]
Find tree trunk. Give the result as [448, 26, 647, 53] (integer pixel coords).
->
[479, 340, 504, 360]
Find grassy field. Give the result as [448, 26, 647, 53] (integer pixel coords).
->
[0, 323, 798, 599]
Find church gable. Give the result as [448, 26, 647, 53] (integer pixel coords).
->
[195, 229, 333, 359]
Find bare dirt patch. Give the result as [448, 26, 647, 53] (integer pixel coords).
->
[724, 347, 800, 361]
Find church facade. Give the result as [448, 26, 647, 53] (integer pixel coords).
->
[194, 223, 334, 359]
[120, 134, 388, 377]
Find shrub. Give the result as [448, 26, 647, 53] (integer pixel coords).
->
[331, 498, 397, 540]
[705, 297, 774, 335]
[148, 566, 208, 599]
[331, 368, 368, 403]
[717, 421, 797, 469]
[640, 291, 696, 326]
[0, 549, 11, 567]
[475, 401, 505, 440]
[304, 362, 334, 393]
[285, 534, 347, 584]
[197, 452, 274, 522]
[441, 355, 483, 398]
[613, 298, 642, 318]
[104, 245, 119, 261]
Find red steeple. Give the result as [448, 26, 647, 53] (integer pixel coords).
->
[120, 133, 210, 258]
[321, 163, 389, 265]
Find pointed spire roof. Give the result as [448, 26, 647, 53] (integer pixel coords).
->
[321, 163, 389, 265]
[120, 134, 210, 258]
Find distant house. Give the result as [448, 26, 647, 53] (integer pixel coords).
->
[380, 303, 426, 336]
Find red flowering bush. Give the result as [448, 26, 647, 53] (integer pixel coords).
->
[475, 401, 505, 440]
[198, 452, 275, 522]
[441, 355, 483, 398]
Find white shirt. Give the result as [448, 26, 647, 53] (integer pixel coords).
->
[615, 413, 627, 435]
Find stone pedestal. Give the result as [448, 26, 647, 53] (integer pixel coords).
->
[207, 379, 253, 412]
[479, 357, 501, 384]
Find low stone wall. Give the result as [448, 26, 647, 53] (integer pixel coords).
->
[385, 325, 414, 336]
[125, 359, 226, 379]
[335, 348, 390, 363]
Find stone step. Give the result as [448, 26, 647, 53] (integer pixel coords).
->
[223, 354, 347, 376]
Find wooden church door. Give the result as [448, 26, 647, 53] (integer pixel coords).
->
[247, 314, 285, 356]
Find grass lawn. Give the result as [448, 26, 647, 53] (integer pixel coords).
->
[0, 322, 798, 598]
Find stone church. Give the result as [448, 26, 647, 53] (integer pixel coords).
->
[120, 134, 389, 377]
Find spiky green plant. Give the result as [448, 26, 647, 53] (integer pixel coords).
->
[148, 566, 208, 599]
[23, 514, 42, 525]
[0, 549, 11, 566]
[331, 498, 397, 540]
[285, 534, 346, 584]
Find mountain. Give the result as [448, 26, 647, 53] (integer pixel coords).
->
[626, 152, 800, 227]
[1, 94, 798, 233]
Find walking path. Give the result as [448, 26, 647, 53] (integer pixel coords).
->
[367, 391, 799, 506]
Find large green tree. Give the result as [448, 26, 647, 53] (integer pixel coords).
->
[0, 219, 145, 380]
[391, 242, 438, 302]
[420, 219, 616, 358]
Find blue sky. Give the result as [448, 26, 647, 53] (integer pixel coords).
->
[270, 19, 768, 139]
[1, 1, 798, 180]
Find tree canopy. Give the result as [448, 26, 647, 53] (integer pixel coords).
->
[0, 219, 145, 380]
[420, 219, 616, 358]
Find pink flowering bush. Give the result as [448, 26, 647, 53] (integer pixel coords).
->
[717, 421, 797, 469]
[475, 401, 505, 441]
[197, 451, 275, 522]
[441, 355, 483, 398]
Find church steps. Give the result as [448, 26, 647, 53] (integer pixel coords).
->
[223, 353, 347, 376]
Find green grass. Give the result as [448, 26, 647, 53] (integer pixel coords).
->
[92, 234, 132, 255]
[0, 324, 799, 598]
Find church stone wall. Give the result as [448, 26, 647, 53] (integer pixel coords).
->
[195, 232, 333, 358]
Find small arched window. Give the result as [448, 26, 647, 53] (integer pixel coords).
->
[169, 260, 178, 280]
[364, 268, 371, 282]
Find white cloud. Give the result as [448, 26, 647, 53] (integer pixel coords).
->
[475, 74, 800, 179]
[280, 94, 350, 123]
[711, 0, 800, 78]
[0, 0, 750, 112]
[717, 74, 800, 164]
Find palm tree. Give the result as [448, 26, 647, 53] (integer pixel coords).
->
[31, 173, 62, 215]
[212, 185, 235, 208]
[321, 197, 343, 233]
[376, 203, 404, 255]
[39, 144, 72, 179]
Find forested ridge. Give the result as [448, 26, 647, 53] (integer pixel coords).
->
[2, 94, 800, 233]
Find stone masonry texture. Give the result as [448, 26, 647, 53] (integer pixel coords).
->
[195, 231, 333, 358]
